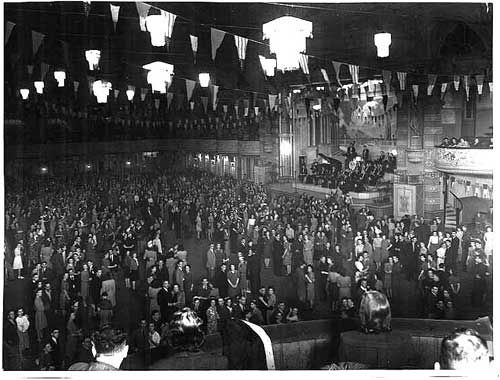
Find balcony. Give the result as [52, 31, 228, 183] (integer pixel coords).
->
[434, 147, 493, 176]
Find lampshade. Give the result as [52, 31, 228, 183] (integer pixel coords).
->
[92, 80, 112, 103]
[85, 49, 101, 70]
[34, 81, 44, 94]
[143, 61, 174, 93]
[54, 71, 66, 87]
[199, 73, 210, 87]
[126, 85, 135, 101]
[258, 55, 276, 77]
[374, 32, 391, 58]
[20, 88, 30, 100]
[146, 15, 167, 47]
[263, 16, 312, 72]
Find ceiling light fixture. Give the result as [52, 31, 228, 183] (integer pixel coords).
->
[126, 85, 135, 101]
[199, 73, 210, 88]
[146, 15, 167, 47]
[92, 80, 112, 103]
[54, 70, 66, 87]
[143, 61, 174, 93]
[374, 32, 391, 58]
[85, 49, 101, 70]
[34, 81, 44, 94]
[20, 88, 30, 100]
[263, 16, 313, 72]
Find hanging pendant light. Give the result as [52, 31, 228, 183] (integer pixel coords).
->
[34, 81, 44, 94]
[126, 85, 135, 101]
[146, 15, 167, 47]
[85, 49, 101, 70]
[143, 61, 174, 93]
[54, 70, 66, 87]
[92, 80, 112, 103]
[199, 73, 210, 88]
[20, 88, 30, 100]
[262, 16, 312, 72]
[374, 32, 391, 58]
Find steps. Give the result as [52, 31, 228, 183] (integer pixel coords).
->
[444, 205, 458, 231]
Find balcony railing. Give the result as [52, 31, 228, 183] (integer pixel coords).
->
[434, 147, 493, 176]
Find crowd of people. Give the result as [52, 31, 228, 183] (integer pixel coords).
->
[438, 136, 492, 149]
[3, 168, 493, 370]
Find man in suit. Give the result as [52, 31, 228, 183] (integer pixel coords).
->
[157, 281, 171, 324]
[231, 295, 248, 319]
[49, 328, 63, 369]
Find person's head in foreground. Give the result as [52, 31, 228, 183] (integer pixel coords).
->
[167, 308, 205, 352]
[359, 291, 391, 334]
[437, 328, 490, 370]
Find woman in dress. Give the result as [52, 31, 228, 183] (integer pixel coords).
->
[372, 233, 383, 271]
[129, 252, 139, 291]
[16, 308, 30, 353]
[80, 263, 90, 301]
[195, 213, 203, 240]
[227, 263, 240, 298]
[148, 278, 162, 314]
[13, 242, 24, 279]
[263, 231, 273, 269]
[427, 231, 440, 255]
[34, 289, 47, 342]
[303, 234, 314, 266]
[205, 298, 219, 335]
[238, 255, 248, 295]
[305, 264, 316, 309]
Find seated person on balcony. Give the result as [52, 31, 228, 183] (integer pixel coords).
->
[436, 328, 490, 370]
[455, 137, 470, 148]
[439, 137, 450, 147]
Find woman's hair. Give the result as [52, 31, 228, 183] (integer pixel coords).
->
[167, 308, 205, 352]
[359, 291, 391, 334]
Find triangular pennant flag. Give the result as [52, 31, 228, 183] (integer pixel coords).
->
[234, 35, 248, 69]
[185, 79, 196, 101]
[110, 4, 120, 32]
[268, 94, 277, 111]
[441, 82, 448, 99]
[427, 74, 437, 96]
[332, 61, 343, 86]
[5, 21, 15, 46]
[140, 88, 148, 101]
[27, 65, 34, 75]
[160, 10, 177, 48]
[244, 107, 249, 116]
[154, 99, 160, 110]
[211, 28, 226, 61]
[463, 75, 470, 100]
[223, 105, 228, 113]
[234, 104, 239, 116]
[348, 64, 359, 84]
[40, 62, 49, 80]
[136, 2, 152, 32]
[32, 30, 45, 57]
[190, 101, 195, 111]
[190, 35, 198, 63]
[210, 84, 219, 110]
[397, 72, 406, 90]
[114, 89, 119, 99]
[453, 75, 460, 91]
[167, 92, 174, 109]
[475, 75, 484, 95]
[299, 54, 309, 75]
[201, 96, 208, 113]
[73, 81, 79, 94]
[254, 107, 259, 116]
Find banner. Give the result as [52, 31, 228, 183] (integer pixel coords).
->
[397, 72, 406, 90]
[211, 28, 226, 60]
[299, 54, 309, 75]
[110, 4, 120, 32]
[427, 74, 437, 96]
[32, 30, 45, 57]
[210, 84, 219, 110]
[348, 64, 359, 84]
[201, 96, 208, 113]
[5, 21, 15, 46]
[185, 79, 196, 101]
[136, 2, 152, 32]
[332, 61, 343, 86]
[234, 35, 248, 69]
[190, 34, 198, 62]
[167, 92, 174, 109]
[268, 94, 277, 111]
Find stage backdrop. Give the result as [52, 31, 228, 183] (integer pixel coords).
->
[338, 96, 397, 140]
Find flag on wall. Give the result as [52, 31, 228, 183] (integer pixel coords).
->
[299, 54, 309, 75]
[211, 28, 226, 60]
[185, 79, 196, 101]
[161, 10, 177, 48]
[268, 94, 277, 111]
[348, 64, 359, 84]
[190, 35, 198, 62]
[110, 4, 120, 32]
